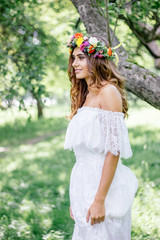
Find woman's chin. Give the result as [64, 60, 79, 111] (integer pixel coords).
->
[76, 74, 84, 79]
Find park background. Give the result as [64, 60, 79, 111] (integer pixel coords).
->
[0, 0, 160, 239]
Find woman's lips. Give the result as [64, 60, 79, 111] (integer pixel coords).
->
[75, 69, 82, 73]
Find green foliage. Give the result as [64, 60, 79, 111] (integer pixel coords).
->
[98, 0, 160, 22]
[0, 0, 68, 115]
[0, 1, 45, 111]
[129, 0, 160, 23]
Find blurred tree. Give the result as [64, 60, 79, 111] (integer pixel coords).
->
[71, 0, 160, 110]
[0, 0, 61, 118]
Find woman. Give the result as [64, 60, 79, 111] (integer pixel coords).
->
[64, 32, 138, 240]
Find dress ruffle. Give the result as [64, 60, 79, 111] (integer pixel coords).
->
[64, 106, 132, 159]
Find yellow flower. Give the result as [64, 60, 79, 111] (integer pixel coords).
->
[76, 37, 84, 47]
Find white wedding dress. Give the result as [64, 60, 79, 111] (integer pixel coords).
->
[64, 106, 138, 240]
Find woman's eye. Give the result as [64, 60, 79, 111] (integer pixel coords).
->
[72, 56, 85, 61]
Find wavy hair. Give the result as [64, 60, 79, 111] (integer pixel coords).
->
[65, 34, 129, 120]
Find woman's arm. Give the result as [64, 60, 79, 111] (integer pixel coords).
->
[94, 152, 119, 203]
[86, 153, 119, 225]
[86, 84, 122, 225]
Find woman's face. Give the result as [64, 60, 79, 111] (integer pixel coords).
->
[72, 47, 90, 80]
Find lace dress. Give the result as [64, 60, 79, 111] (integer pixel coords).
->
[64, 106, 138, 240]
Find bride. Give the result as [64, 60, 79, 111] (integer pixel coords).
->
[64, 32, 138, 240]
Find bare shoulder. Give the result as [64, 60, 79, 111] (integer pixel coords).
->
[98, 84, 122, 112]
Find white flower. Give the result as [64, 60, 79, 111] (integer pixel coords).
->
[84, 36, 88, 40]
[89, 37, 98, 47]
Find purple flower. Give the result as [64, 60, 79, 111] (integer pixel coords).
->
[94, 52, 104, 58]
[98, 54, 104, 58]
[94, 52, 99, 58]
[80, 41, 89, 51]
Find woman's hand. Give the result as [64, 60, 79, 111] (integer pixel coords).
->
[69, 206, 75, 220]
[86, 200, 105, 225]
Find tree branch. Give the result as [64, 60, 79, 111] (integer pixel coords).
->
[105, 0, 111, 46]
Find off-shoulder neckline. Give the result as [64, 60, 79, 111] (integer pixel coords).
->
[77, 106, 124, 117]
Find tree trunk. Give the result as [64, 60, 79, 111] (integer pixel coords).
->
[31, 90, 43, 119]
[37, 98, 43, 119]
[71, 0, 160, 110]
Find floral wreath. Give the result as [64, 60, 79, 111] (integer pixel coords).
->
[66, 32, 122, 65]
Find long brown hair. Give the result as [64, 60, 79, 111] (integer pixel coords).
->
[65, 34, 129, 120]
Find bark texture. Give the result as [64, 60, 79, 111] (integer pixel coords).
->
[71, 0, 160, 110]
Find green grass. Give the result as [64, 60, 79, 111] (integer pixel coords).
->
[0, 101, 160, 239]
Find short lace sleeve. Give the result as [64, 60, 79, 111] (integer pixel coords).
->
[101, 111, 132, 159]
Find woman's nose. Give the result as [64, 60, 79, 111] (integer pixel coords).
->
[72, 58, 79, 67]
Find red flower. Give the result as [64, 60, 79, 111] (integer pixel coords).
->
[74, 33, 83, 39]
[108, 48, 112, 56]
[88, 45, 95, 53]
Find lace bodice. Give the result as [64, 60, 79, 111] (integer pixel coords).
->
[64, 106, 132, 159]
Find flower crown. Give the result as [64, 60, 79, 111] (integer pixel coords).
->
[66, 32, 121, 65]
